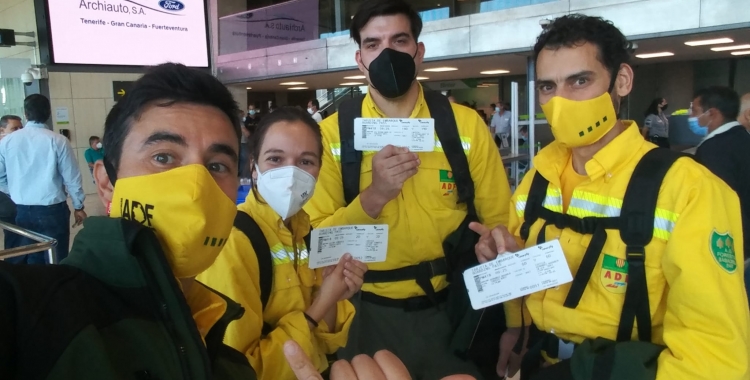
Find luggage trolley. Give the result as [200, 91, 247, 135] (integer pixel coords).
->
[0, 221, 58, 264]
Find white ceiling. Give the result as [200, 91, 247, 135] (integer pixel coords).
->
[239, 28, 750, 92]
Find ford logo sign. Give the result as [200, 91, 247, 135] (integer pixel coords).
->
[158, 0, 185, 11]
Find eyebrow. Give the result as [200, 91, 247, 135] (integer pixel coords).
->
[209, 143, 239, 163]
[362, 37, 381, 45]
[537, 70, 595, 85]
[142, 131, 187, 148]
[565, 70, 595, 81]
[391, 32, 411, 41]
[263, 148, 320, 158]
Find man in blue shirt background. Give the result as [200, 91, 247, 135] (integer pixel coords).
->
[0, 94, 86, 264]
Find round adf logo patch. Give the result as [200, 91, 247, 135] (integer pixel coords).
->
[710, 230, 737, 273]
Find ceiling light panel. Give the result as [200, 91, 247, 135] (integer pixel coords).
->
[684, 37, 733, 46]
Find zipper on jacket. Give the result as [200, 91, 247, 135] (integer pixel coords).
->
[151, 258, 214, 380]
[139, 257, 193, 380]
[136, 233, 215, 380]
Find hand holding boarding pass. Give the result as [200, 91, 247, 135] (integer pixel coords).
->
[309, 225, 389, 269]
[463, 240, 573, 310]
[354, 118, 435, 152]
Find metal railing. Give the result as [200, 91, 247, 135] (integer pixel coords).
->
[0, 221, 57, 264]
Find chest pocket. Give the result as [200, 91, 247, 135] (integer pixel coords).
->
[412, 152, 460, 211]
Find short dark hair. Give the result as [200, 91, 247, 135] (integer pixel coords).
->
[24, 94, 51, 123]
[248, 106, 323, 199]
[309, 99, 320, 109]
[0, 115, 21, 130]
[89, 135, 100, 145]
[694, 86, 740, 121]
[490, 103, 496, 109]
[350, 0, 423, 46]
[533, 14, 631, 89]
[103, 63, 241, 173]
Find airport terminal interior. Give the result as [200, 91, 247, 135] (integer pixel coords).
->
[0, 0, 749, 379]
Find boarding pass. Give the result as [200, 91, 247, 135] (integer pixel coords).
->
[463, 240, 573, 310]
[354, 118, 435, 152]
[308, 225, 389, 269]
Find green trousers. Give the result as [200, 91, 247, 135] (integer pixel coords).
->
[338, 294, 484, 380]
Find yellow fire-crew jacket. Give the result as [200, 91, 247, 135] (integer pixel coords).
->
[505, 122, 750, 379]
[198, 195, 355, 380]
[305, 85, 511, 299]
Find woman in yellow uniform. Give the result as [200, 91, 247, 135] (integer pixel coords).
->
[198, 107, 367, 380]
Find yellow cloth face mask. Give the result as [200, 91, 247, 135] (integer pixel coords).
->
[541, 92, 618, 148]
[109, 164, 237, 278]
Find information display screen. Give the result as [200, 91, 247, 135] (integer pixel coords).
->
[47, 0, 209, 67]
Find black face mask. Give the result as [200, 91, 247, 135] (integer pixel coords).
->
[364, 48, 417, 99]
[661, 103, 669, 112]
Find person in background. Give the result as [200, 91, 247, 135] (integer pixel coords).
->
[0, 115, 22, 249]
[477, 109, 488, 124]
[642, 98, 670, 148]
[0, 115, 22, 138]
[308, 99, 323, 123]
[518, 126, 529, 146]
[0, 94, 86, 264]
[738, 93, 750, 132]
[199, 107, 366, 379]
[692, 86, 750, 263]
[472, 14, 749, 379]
[245, 104, 261, 131]
[306, 0, 512, 378]
[491, 102, 512, 147]
[84, 135, 105, 180]
[0, 63, 257, 380]
[242, 105, 261, 178]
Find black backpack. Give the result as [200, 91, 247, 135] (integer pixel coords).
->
[519, 148, 688, 379]
[337, 91, 505, 364]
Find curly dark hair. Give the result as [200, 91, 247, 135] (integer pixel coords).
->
[534, 14, 632, 90]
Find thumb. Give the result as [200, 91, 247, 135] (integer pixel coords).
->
[380, 145, 397, 156]
[468, 222, 489, 236]
[283, 341, 323, 380]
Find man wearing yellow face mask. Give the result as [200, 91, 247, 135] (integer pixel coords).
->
[0, 63, 257, 380]
[470, 15, 749, 380]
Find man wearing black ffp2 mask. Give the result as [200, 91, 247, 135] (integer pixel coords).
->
[363, 47, 419, 99]
[305, 1, 514, 379]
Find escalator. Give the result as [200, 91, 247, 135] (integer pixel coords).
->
[316, 86, 363, 118]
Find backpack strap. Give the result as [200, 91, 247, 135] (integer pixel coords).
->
[423, 91, 477, 217]
[616, 148, 686, 342]
[520, 172, 551, 242]
[233, 211, 273, 311]
[338, 95, 366, 206]
[358, 91, 475, 308]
